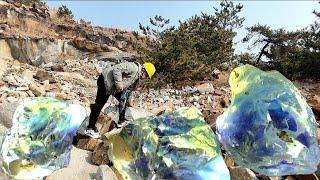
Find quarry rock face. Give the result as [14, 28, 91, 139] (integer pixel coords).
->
[216, 65, 320, 176]
[5, 39, 81, 66]
[108, 107, 230, 180]
[0, 97, 86, 179]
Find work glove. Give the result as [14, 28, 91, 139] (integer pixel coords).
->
[116, 83, 124, 92]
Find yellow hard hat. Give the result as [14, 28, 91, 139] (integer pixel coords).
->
[143, 62, 156, 78]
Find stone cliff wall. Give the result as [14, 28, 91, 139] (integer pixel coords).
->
[0, 38, 80, 66]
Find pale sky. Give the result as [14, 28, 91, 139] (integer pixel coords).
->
[45, 1, 319, 53]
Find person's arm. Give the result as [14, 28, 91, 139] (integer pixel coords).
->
[112, 63, 136, 91]
[127, 79, 140, 107]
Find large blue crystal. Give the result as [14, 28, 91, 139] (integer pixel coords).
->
[108, 107, 230, 180]
[216, 65, 320, 176]
[0, 97, 86, 179]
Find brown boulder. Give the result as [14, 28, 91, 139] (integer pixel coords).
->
[229, 167, 258, 180]
[220, 96, 230, 108]
[97, 113, 109, 124]
[29, 84, 45, 97]
[286, 174, 318, 180]
[55, 93, 69, 100]
[99, 120, 114, 135]
[223, 154, 234, 168]
[34, 70, 55, 83]
[92, 142, 110, 166]
[153, 102, 176, 116]
[71, 38, 110, 52]
[312, 106, 320, 121]
[205, 113, 220, 128]
[51, 65, 64, 72]
[95, 114, 114, 135]
[307, 96, 320, 120]
[73, 134, 103, 151]
[203, 107, 223, 129]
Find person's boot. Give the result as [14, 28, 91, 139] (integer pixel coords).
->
[84, 104, 102, 138]
[115, 110, 127, 128]
[84, 126, 100, 139]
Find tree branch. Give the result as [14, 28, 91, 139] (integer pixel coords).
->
[256, 40, 271, 64]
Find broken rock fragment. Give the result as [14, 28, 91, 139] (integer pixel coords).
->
[229, 167, 258, 180]
[34, 70, 55, 83]
[92, 142, 110, 166]
[30, 83, 46, 97]
[216, 65, 320, 176]
[196, 82, 215, 94]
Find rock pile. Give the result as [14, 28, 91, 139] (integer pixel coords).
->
[2, 0, 49, 21]
[131, 82, 231, 127]
[0, 58, 98, 109]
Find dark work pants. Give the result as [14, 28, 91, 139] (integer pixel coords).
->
[87, 74, 130, 129]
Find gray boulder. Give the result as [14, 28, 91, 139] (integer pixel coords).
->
[95, 165, 118, 180]
[0, 101, 18, 128]
[7, 39, 80, 66]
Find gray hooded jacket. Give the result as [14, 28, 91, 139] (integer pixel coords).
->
[102, 61, 141, 94]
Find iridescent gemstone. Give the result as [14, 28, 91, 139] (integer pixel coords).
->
[216, 65, 320, 176]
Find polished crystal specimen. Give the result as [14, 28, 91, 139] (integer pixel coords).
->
[0, 97, 86, 179]
[216, 65, 320, 176]
[108, 107, 230, 180]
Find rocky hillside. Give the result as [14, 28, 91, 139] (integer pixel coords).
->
[0, 0, 141, 106]
[0, 1, 319, 180]
[0, 0, 139, 65]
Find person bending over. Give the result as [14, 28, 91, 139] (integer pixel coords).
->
[84, 61, 156, 138]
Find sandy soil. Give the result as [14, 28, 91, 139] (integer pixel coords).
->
[47, 146, 99, 180]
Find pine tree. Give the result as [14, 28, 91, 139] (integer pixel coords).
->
[133, 0, 244, 82]
[57, 5, 74, 18]
[243, 7, 320, 79]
